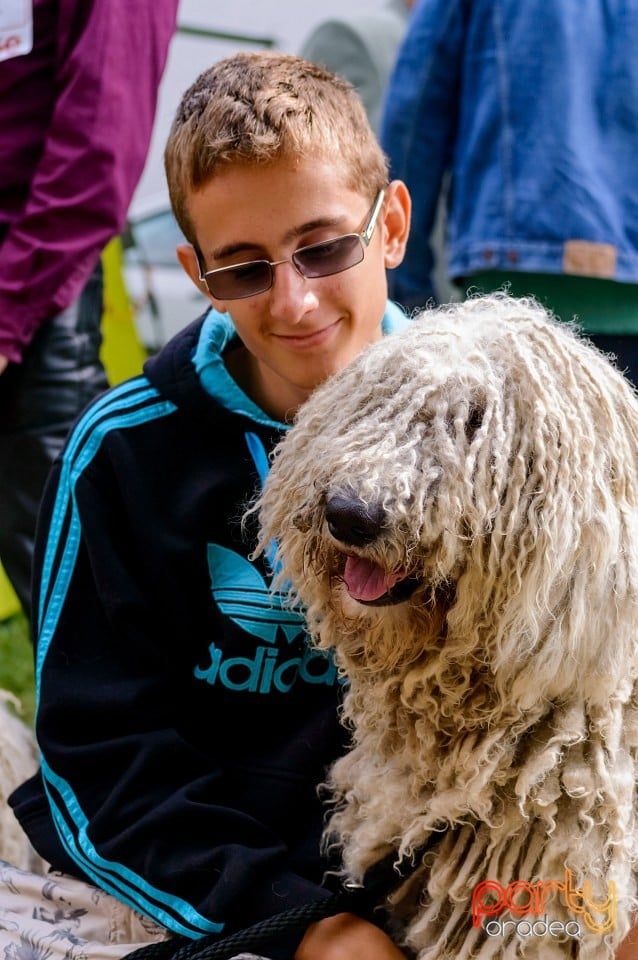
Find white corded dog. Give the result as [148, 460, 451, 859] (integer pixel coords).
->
[256, 294, 638, 958]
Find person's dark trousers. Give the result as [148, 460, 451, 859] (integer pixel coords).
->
[0, 261, 109, 627]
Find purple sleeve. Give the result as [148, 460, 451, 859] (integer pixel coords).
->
[0, 0, 179, 362]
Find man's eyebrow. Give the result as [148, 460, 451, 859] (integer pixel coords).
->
[209, 213, 348, 262]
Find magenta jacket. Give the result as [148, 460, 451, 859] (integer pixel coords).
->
[0, 0, 179, 362]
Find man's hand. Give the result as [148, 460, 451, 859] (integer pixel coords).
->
[295, 912, 408, 960]
[0, 354, 8, 375]
[616, 921, 638, 959]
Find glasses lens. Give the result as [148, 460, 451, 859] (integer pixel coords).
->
[293, 235, 364, 279]
[206, 260, 273, 299]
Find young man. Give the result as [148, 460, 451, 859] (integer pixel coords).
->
[6, 52, 411, 960]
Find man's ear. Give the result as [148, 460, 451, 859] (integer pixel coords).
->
[382, 179, 411, 269]
[177, 244, 215, 302]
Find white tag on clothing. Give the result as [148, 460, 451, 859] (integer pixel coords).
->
[0, 0, 33, 62]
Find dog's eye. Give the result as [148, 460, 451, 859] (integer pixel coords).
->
[292, 512, 312, 533]
[465, 404, 485, 443]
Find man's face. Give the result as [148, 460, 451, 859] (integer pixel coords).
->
[178, 158, 409, 421]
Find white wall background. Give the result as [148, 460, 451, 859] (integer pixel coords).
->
[130, 0, 386, 215]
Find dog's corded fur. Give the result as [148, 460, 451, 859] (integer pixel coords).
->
[255, 295, 638, 958]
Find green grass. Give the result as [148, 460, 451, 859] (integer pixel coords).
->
[0, 613, 35, 727]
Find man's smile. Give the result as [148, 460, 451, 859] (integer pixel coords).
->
[273, 319, 341, 349]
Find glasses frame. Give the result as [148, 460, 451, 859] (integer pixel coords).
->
[196, 189, 386, 301]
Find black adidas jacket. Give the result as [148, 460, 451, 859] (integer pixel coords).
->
[10, 303, 408, 949]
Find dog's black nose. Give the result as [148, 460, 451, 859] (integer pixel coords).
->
[325, 494, 385, 547]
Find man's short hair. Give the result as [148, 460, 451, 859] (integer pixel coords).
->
[164, 51, 389, 245]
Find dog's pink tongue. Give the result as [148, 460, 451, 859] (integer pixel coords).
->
[343, 556, 400, 601]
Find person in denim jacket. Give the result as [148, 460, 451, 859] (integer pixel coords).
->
[381, 0, 638, 385]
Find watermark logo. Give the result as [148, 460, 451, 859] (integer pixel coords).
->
[472, 870, 616, 939]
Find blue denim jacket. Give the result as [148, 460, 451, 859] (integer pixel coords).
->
[381, 0, 638, 307]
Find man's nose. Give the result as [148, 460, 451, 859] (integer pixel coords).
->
[267, 259, 319, 321]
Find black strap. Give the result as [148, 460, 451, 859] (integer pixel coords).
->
[125, 888, 364, 960]
[124, 837, 435, 960]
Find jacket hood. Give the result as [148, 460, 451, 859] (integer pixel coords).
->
[143, 301, 411, 423]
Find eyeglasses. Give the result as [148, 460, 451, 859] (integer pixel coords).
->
[196, 189, 385, 300]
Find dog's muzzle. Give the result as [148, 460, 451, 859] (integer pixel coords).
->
[325, 493, 419, 605]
